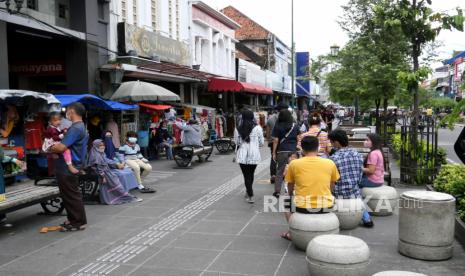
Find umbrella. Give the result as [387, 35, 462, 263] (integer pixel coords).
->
[0, 89, 61, 112]
[111, 81, 180, 102]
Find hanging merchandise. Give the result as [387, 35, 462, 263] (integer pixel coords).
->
[24, 114, 45, 151]
[0, 105, 19, 138]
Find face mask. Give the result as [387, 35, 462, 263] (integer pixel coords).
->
[105, 133, 112, 137]
[363, 140, 372, 148]
[128, 137, 138, 143]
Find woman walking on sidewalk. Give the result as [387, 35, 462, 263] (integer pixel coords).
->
[272, 109, 300, 198]
[234, 110, 264, 204]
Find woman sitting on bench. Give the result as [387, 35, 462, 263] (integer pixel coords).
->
[87, 140, 140, 205]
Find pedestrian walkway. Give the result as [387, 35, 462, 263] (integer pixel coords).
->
[0, 151, 464, 275]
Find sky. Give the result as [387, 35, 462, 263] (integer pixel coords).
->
[203, 0, 465, 64]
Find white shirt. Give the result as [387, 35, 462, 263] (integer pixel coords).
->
[234, 125, 264, 165]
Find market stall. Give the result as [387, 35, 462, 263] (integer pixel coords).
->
[0, 90, 60, 182]
[55, 94, 139, 147]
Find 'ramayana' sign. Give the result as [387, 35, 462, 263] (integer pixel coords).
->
[118, 23, 190, 66]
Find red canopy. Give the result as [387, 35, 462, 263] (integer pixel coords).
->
[208, 78, 273, 95]
[139, 103, 171, 111]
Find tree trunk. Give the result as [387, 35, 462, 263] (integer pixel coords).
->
[383, 97, 389, 145]
[375, 99, 381, 134]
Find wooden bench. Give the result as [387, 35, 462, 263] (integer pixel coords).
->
[0, 180, 64, 215]
[173, 143, 214, 168]
[352, 147, 392, 186]
[214, 137, 236, 154]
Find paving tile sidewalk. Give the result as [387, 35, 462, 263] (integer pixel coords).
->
[0, 150, 464, 276]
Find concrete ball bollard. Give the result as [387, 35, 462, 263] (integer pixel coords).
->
[362, 186, 398, 216]
[398, 190, 456, 261]
[334, 198, 364, 230]
[306, 234, 370, 276]
[289, 212, 339, 251]
[373, 271, 427, 276]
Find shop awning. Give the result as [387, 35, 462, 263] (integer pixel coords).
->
[0, 89, 61, 112]
[208, 78, 273, 95]
[139, 103, 172, 111]
[55, 94, 138, 110]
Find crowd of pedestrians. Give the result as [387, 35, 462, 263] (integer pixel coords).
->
[233, 104, 386, 237]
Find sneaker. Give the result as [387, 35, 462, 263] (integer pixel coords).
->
[273, 192, 280, 199]
[135, 198, 143, 202]
[247, 196, 255, 204]
[362, 220, 374, 228]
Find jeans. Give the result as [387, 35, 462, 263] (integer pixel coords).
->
[359, 176, 383, 222]
[359, 176, 383, 188]
[269, 145, 276, 178]
[275, 152, 292, 194]
[159, 142, 173, 160]
[239, 164, 257, 197]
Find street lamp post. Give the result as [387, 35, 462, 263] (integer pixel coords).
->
[291, 0, 295, 110]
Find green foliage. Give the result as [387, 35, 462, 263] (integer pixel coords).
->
[391, 133, 447, 184]
[443, 99, 465, 129]
[434, 165, 465, 220]
[427, 97, 457, 110]
[327, 0, 409, 109]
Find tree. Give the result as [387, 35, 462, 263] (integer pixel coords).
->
[393, 0, 463, 126]
[326, 0, 409, 128]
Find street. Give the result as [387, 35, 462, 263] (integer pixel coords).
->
[439, 125, 463, 165]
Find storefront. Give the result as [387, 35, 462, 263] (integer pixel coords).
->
[0, 1, 110, 93]
[101, 23, 216, 106]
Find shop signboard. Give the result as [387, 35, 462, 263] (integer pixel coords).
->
[118, 23, 190, 66]
[9, 60, 65, 76]
[296, 52, 311, 97]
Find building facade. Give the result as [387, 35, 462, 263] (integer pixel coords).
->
[221, 6, 292, 104]
[0, 0, 110, 93]
[190, 1, 238, 79]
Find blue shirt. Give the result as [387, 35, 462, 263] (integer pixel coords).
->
[56, 121, 89, 173]
[330, 148, 363, 199]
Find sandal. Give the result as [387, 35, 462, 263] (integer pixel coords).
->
[139, 187, 156, 194]
[60, 224, 86, 232]
[59, 221, 70, 228]
[280, 232, 292, 241]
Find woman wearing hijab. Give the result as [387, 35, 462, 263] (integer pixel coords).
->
[102, 131, 139, 192]
[87, 139, 141, 205]
[234, 110, 264, 204]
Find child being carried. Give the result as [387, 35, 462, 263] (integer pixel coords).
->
[42, 112, 79, 174]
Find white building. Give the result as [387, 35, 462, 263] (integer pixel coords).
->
[190, 1, 239, 79]
[108, 0, 190, 59]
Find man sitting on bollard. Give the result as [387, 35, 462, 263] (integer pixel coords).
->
[280, 136, 340, 241]
[329, 130, 369, 227]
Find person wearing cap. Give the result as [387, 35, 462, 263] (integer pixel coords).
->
[175, 119, 203, 147]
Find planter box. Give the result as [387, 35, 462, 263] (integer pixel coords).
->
[424, 184, 465, 247]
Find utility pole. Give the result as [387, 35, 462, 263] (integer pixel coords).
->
[291, 0, 296, 110]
